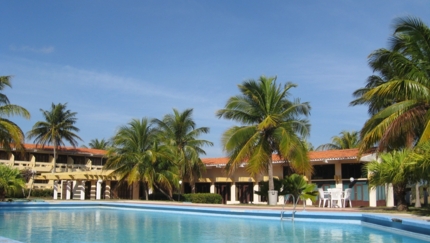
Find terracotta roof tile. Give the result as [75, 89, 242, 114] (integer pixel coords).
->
[201, 149, 361, 165]
[22, 144, 107, 156]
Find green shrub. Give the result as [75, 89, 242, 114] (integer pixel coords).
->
[6, 188, 53, 199]
[182, 193, 222, 204]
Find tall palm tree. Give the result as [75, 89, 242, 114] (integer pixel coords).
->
[0, 76, 30, 151]
[350, 16, 430, 154]
[0, 164, 25, 201]
[316, 130, 360, 151]
[82, 138, 111, 150]
[27, 103, 82, 173]
[216, 76, 311, 204]
[152, 109, 213, 192]
[104, 118, 177, 200]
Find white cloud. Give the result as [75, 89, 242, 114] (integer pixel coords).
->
[9, 45, 55, 54]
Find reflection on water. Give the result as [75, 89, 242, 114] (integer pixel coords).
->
[0, 208, 426, 243]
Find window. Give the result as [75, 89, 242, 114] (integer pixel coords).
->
[56, 155, 68, 164]
[312, 164, 335, 180]
[341, 163, 366, 179]
[0, 151, 9, 160]
[72, 156, 86, 165]
[92, 158, 102, 166]
[12, 152, 28, 161]
[34, 153, 50, 162]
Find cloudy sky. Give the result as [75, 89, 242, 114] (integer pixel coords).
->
[1, 1, 430, 158]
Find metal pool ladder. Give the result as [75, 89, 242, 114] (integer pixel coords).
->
[281, 194, 298, 221]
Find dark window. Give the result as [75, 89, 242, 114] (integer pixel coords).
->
[312, 164, 335, 180]
[0, 151, 9, 160]
[13, 152, 28, 161]
[341, 163, 366, 179]
[91, 157, 107, 166]
[195, 183, 210, 193]
[92, 158, 103, 166]
[57, 155, 68, 164]
[34, 153, 50, 162]
[34, 180, 49, 184]
[283, 166, 294, 178]
[72, 156, 86, 165]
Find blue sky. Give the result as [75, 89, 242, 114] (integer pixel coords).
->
[1, 1, 430, 158]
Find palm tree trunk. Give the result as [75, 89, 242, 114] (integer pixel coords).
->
[394, 184, 408, 211]
[153, 183, 174, 201]
[52, 138, 57, 173]
[268, 158, 274, 191]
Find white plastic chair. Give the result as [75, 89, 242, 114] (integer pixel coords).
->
[329, 189, 343, 208]
[342, 188, 353, 208]
[318, 188, 330, 208]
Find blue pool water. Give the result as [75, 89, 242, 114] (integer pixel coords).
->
[0, 206, 428, 243]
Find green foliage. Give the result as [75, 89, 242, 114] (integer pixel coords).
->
[8, 188, 53, 198]
[254, 178, 283, 197]
[0, 164, 25, 200]
[316, 130, 360, 151]
[151, 108, 213, 184]
[255, 174, 317, 203]
[27, 102, 82, 148]
[217, 75, 311, 192]
[182, 193, 222, 204]
[366, 150, 414, 210]
[27, 103, 82, 173]
[350, 16, 430, 153]
[105, 118, 178, 200]
[279, 174, 318, 202]
[82, 138, 111, 150]
[0, 75, 30, 152]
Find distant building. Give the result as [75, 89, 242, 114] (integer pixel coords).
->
[0, 144, 390, 207]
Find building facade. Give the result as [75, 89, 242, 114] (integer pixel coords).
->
[0, 144, 393, 207]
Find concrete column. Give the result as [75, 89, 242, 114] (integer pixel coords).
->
[386, 183, 394, 207]
[210, 183, 215, 193]
[80, 181, 86, 200]
[230, 183, 236, 203]
[90, 180, 96, 200]
[96, 180, 102, 200]
[369, 186, 377, 207]
[53, 180, 58, 200]
[71, 180, 80, 199]
[104, 181, 111, 199]
[66, 181, 71, 200]
[253, 183, 259, 203]
[334, 162, 342, 189]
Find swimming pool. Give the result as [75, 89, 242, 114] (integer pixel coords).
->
[1, 202, 429, 243]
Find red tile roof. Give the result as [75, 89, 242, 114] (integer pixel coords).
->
[22, 144, 107, 156]
[201, 148, 361, 166]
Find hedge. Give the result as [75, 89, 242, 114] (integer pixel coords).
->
[6, 188, 53, 198]
[182, 193, 222, 204]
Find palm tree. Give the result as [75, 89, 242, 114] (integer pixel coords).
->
[350, 16, 430, 154]
[82, 138, 111, 150]
[151, 108, 213, 192]
[0, 76, 30, 151]
[216, 76, 311, 204]
[316, 130, 360, 151]
[366, 150, 416, 211]
[27, 103, 82, 173]
[0, 164, 25, 201]
[279, 174, 318, 206]
[104, 118, 178, 200]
